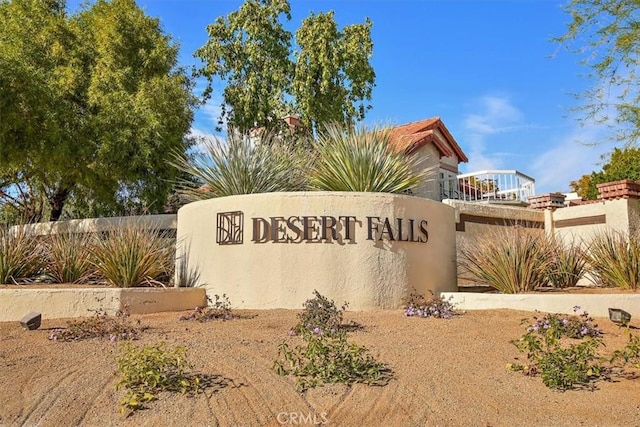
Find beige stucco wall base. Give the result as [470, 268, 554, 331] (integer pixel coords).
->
[0, 288, 206, 321]
[441, 292, 640, 318]
[176, 192, 457, 310]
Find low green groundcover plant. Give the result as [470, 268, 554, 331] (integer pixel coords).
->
[507, 307, 637, 391]
[275, 290, 392, 391]
[507, 314, 605, 390]
[49, 309, 145, 342]
[404, 290, 457, 319]
[274, 330, 393, 392]
[612, 332, 640, 368]
[116, 342, 210, 415]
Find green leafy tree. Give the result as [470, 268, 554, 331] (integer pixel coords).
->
[556, 0, 640, 144]
[570, 147, 640, 199]
[0, 0, 195, 222]
[293, 12, 374, 135]
[195, 0, 375, 135]
[194, 0, 292, 134]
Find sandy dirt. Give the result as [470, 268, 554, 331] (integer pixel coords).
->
[1, 308, 639, 427]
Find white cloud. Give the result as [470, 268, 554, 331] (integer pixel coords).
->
[461, 95, 528, 172]
[531, 77, 623, 194]
[200, 97, 224, 129]
[193, 78, 226, 132]
[187, 127, 223, 156]
[531, 123, 616, 194]
[464, 96, 523, 135]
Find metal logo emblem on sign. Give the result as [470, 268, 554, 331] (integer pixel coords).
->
[216, 211, 244, 245]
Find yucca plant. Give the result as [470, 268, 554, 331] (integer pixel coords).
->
[458, 227, 550, 293]
[174, 247, 202, 288]
[544, 235, 589, 288]
[587, 230, 640, 289]
[0, 226, 43, 284]
[172, 131, 311, 200]
[92, 222, 174, 287]
[309, 123, 429, 193]
[44, 232, 96, 284]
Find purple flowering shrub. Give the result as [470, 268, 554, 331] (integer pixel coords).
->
[274, 290, 392, 391]
[292, 290, 354, 337]
[179, 294, 234, 322]
[403, 290, 457, 319]
[509, 306, 606, 390]
[49, 309, 145, 342]
[511, 307, 640, 390]
[524, 306, 601, 339]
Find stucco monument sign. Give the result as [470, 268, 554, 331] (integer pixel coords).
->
[176, 192, 457, 310]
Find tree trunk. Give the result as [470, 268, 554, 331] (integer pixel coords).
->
[48, 187, 70, 221]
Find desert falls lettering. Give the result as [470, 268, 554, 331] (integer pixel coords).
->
[241, 214, 428, 244]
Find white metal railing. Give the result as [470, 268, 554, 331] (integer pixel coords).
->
[440, 170, 535, 203]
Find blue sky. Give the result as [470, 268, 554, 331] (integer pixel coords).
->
[70, 0, 621, 194]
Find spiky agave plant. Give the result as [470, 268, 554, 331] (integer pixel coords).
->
[0, 226, 43, 284]
[458, 227, 550, 294]
[44, 232, 96, 284]
[544, 234, 589, 288]
[172, 130, 311, 201]
[587, 229, 640, 289]
[309, 123, 429, 193]
[92, 221, 174, 288]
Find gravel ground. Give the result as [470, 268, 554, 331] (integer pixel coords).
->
[1, 308, 639, 427]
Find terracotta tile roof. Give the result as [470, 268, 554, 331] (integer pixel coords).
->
[388, 117, 468, 163]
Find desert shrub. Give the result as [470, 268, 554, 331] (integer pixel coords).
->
[0, 226, 43, 284]
[309, 123, 430, 193]
[535, 339, 604, 390]
[587, 230, 640, 289]
[179, 294, 234, 322]
[523, 307, 601, 339]
[544, 235, 589, 288]
[458, 228, 550, 293]
[92, 222, 174, 287]
[174, 247, 202, 288]
[116, 342, 206, 415]
[612, 332, 640, 368]
[274, 331, 393, 392]
[49, 309, 145, 342]
[275, 291, 391, 391]
[293, 290, 352, 336]
[43, 232, 96, 283]
[403, 290, 457, 319]
[172, 131, 310, 200]
[509, 308, 605, 390]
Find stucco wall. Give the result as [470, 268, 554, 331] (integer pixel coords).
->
[442, 292, 640, 318]
[410, 144, 441, 200]
[18, 214, 176, 236]
[550, 198, 640, 243]
[442, 200, 544, 284]
[176, 192, 457, 310]
[0, 287, 206, 321]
